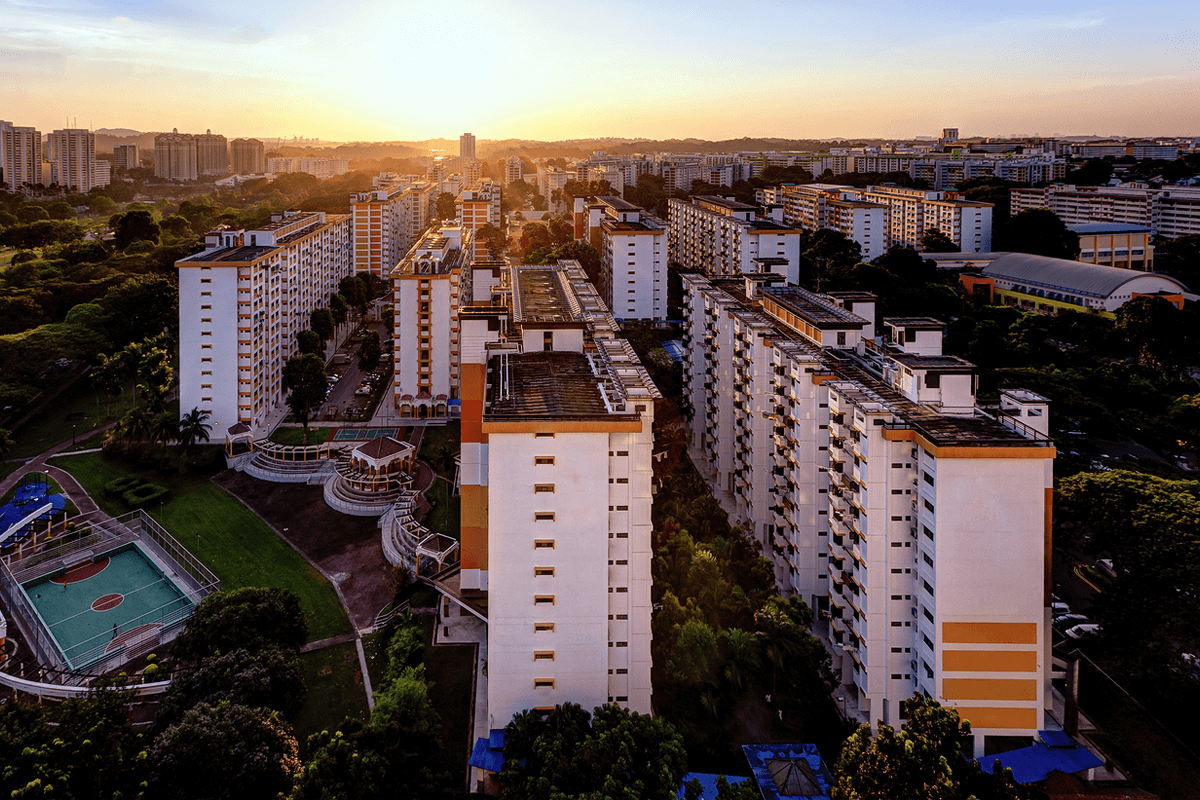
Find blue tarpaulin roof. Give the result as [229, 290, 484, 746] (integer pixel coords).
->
[677, 773, 751, 800]
[469, 734, 505, 774]
[981, 731, 1103, 785]
[662, 340, 685, 363]
[742, 743, 832, 800]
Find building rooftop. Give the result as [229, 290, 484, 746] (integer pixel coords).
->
[884, 317, 945, 330]
[1068, 222, 1153, 234]
[983, 252, 1190, 298]
[761, 286, 870, 330]
[485, 351, 611, 419]
[695, 195, 759, 212]
[511, 265, 579, 325]
[596, 195, 639, 211]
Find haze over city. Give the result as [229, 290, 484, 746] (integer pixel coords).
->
[3, 0, 1199, 140]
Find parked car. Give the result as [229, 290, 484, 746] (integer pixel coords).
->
[1054, 614, 1090, 628]
[1051, 600, 1070, 615]
[1098, 558, 1116, 577]
[355, 386, 372, 396]
[1065, 623, 1101, 639]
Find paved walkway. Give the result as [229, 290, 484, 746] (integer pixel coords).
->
[0, 422, 120, 512]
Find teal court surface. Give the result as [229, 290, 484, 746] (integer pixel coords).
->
[21, 544, 194, 669]
[332, 427, 400, 441]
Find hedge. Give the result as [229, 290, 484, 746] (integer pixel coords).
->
[105, 475, 143, 497]
[122, 483, 169, 509]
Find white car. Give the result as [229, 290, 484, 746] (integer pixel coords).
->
[1065, 623, 1101, 639]
[355, 386, 372, 396]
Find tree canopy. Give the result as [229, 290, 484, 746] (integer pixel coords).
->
[171, 587, 308, 662]
[284, 353, 326, 442]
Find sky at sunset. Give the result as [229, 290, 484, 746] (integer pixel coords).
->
[3, 0, 1199, 142]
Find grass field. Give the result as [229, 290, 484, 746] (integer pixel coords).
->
[423, 478, 460, 540]
[6, 375, 138, 460]
[48, 449, 352, 641]
[292, 642, 370, 758]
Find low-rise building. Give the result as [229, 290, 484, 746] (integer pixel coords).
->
[1069, 223, 1154, 270]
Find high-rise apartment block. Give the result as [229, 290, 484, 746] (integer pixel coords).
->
[113, 143, 139, 171]
[1010, 184, 1200, 239]
[195, 130, 229, 176]
[454, 261, 658, 727]
[1, 122, 42, 190]
[668, 196, 803, 282]
[460, 132, 476, 159]
[48, 128, 97, 192]
[267, 157, 350, 180]
[391, 223, 471, 417]
[680, 274, 1055, 757]
[155, 129, 198, 181]
[457, 180, 502, 261]
[855, 185, 992, 253]
[592, 197, 668, 320]
[781, 184, 889, 261]
[503, 157, 523, 186]
[230, 138, 265, 175]
[351, 173, 441, 279]
[176, 211, 351, 435]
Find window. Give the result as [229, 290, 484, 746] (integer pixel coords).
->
[923, 472, 934, 486]
[535, 456, 555, 466]
[534, 484, 555, 493]
[534, 678, 555, 689]
[534, 622, 555, 632]
[534, 651, 555, 661]
[924, 499, 934, 512]
[534, 595, 555, 605]
[534, 540, 555, 549]
[543, 331, 554, 351]
[534, 512, 555, 522]
[534, 567, 555, 577]
[535, 432, 555, 438]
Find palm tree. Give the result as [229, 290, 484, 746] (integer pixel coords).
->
[721, 628, 762, 692]
[149, 411, 180, 449]
[122, 406, 152, 443]
[92, 353, 126, 420]
[177, 407, 212, 453]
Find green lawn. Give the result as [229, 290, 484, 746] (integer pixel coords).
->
[410, 612, 475, 788]
[7, 376, 138, 460]
[292, 642, 370, 758]
[423, 477, 460, 539]
[418, 421, 460, 481]
[361, 629, 389, 699]
[48, 449, 352, 641]
[269, 426, 333, 446]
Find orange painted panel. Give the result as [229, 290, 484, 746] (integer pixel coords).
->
[460, 484, 488, 570]
[943, 678, 1037, 701]
[943, 650, 1038, 673]
[942, 622, 1037, 644]
[950, 706, 1039, 730]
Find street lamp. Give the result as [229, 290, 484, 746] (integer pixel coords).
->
[838, 696, 846, 720]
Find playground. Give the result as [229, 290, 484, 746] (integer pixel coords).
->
[0, 475, 67, 549]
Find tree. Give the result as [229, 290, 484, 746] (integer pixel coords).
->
[1114, 295, 1190, 372]
[435, 191, 456, 220]
[292, 720, 391, 800]
[99, 275, 179, 347]
[296, 328, 323, 356]
[476, 222, 507, 259]
[548, 216, 573, 246]
[0, 427, 11, 461]
[832, 695, 969, 800]
[171, 587, 308, 662]
[112, 209, 161, 250]
[329, 293, 349, 331]
[1058, 470, 1200, 685]
[149, 701, 300, 800]
[137, 344, 174, 411]
[149, 409, 180, 449]
[519, 223, 553, 255]
[156, 647, 305, 729]
[921, 228, 959, 253]
[357, 329, 381, 371]
[800, 228, 862, 288]
[44, 200, 75, 220]
[996, 208, 1079, 260]
[160, 214, 193, 238]
[338, 275, 367, 315]
[283, 353, 326, 443]
[502, 703, 687, 800]
[310, 307, 335, 346]
[177, 406, 212, 452]
[367, 665, 451, 797]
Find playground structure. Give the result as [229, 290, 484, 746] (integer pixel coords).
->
[0, 474, 67, 550]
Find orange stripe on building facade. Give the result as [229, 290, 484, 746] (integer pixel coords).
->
[942, 678, 1037, 701]
[943, 650, 1038, 673]
[949, 706, 1039, 730]
[481, 419, 642, 434]
[942, 622, 1037, 644]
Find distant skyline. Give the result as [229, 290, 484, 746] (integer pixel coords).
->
[2, 0, 1198, 142]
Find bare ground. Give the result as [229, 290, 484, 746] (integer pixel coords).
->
[212, 470, 395, 631]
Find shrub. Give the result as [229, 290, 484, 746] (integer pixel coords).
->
[105, 475, 143, 496]
[122, 482, 169, 508]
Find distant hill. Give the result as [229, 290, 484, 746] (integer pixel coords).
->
[95, 128, 141, 137]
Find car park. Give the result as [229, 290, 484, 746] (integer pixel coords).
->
[1054, 613, 1090, 628]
